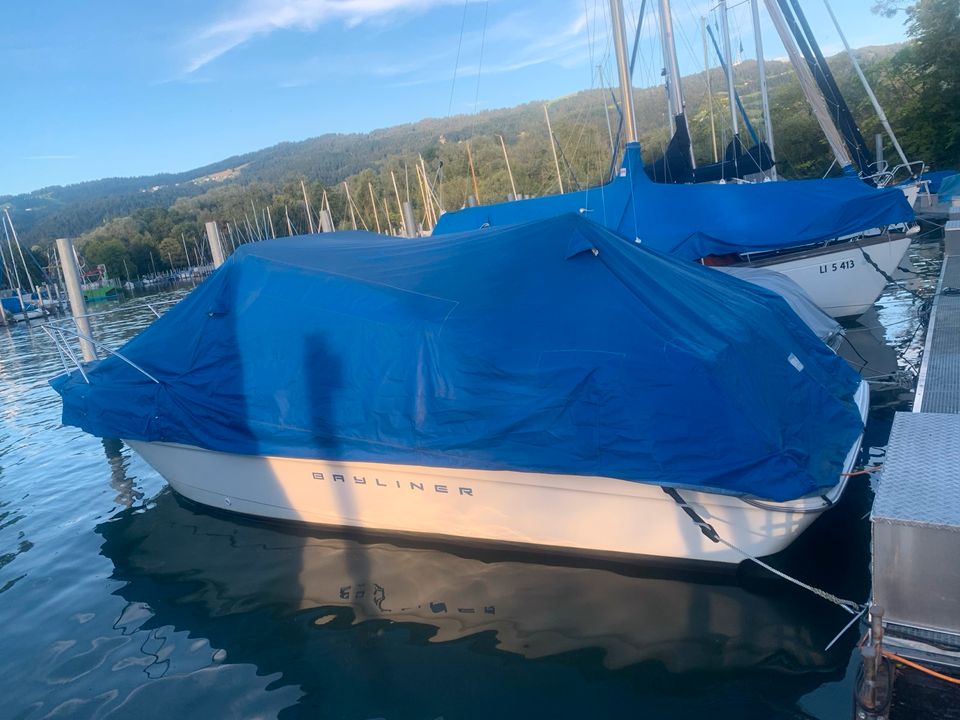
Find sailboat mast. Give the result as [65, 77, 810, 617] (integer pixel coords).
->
[750, 0, 777, 178]
[702, 17, 719, 163]
[368, 183, 382, 234]
[300, 180, 316, 234]
[609, 0, 638, 144]
[343, 182, 358, 230]
[499, 135, 518, 200]
[821, 0, 911, 174]
[543, 105, 564, 194]
[762, 0, 854, 174]
[5, 209, 37, 296]
[718, 0, 740, 138]
[659, 0, 696, 169]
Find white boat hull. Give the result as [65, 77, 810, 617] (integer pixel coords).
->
[743, 234, 912, 318]
[126, 382, 869, 565]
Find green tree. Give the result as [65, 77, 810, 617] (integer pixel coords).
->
[158, 237, 185, 268]
[874, 0, 960, 167]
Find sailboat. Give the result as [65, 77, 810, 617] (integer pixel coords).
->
[51, 214, 870, 565]
[432, 0, 916, 319]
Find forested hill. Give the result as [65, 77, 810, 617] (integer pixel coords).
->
[3, 42, 919, 252]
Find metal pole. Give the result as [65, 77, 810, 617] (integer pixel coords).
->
[543, 104, 564, 194]
[609, 0, 638, 144]
[822, 0, 912, 174]
[415, 165, 432, 231]
[702, 17, 719, 163]
[659, 0, 696, 168]
[751, 0, 777, 179]
[343, 182, 358, 230]
[719, 0, 740, 138]
[419, 155, 437, 227]
[5, 209, 37, 296]
[301, 180, 315, 234]
[383, 198, 395, 236]
[318, 210, 334, 233]
[55, 238, 96, 362]
[466, 143, 481, 205]
[321, 190, 336, 232]
[763, 0, 854, 173]
[499, 135, 518, 200]
[875, 133, 884, 168]
[401, 201, 417, 238]
[368, 183, 382, 234]
[391, 171, 406, 236]
[205, 221, 226, 268]
[2, 213, 25, 297]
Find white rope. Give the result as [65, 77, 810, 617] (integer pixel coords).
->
[717, 535, 863, 614]
[665, 487, 864, 615]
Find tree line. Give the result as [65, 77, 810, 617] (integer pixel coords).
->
[5, 0, 957, 287]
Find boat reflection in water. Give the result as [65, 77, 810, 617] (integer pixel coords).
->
[97, 487, 853, 716]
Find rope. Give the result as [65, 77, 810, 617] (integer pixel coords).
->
[662, 487, 864, 615]
[842, 465, 882, 477]
[883, 651, 960, 686]
[855, 236, 927, 305]
[717, 535, 863, 614]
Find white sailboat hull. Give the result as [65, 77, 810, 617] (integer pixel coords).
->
[126, 381, 869, 566]
[743, 234, 912, 318]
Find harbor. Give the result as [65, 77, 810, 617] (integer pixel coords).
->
[1, 0, 958, 717]
[0, 219, 945, 718]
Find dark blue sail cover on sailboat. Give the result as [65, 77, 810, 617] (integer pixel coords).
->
[433, 143, 914, 260]
[51, 215, 864, 501]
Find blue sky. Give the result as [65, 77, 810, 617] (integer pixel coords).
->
[0, 0, 911, 196]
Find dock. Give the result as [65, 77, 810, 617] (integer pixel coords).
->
[859, 200, 960, 718]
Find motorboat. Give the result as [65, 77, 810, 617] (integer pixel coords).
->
[52, 215, 869, 565]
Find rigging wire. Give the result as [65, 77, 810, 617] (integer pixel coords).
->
[473, 0, 489, 114]
[447, 0, 470, 116]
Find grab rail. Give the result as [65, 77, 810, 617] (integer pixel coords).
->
[44, 298, 180, 384]
[44, 324, 161, 384]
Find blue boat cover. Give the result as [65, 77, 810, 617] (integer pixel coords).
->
[51, 215, 864, 501]
[938, 174, 960, 203]
[1, 296, 37, 313]
[433, 143, 914, 261]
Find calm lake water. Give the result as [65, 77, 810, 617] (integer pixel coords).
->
[0, 237, 943, 720]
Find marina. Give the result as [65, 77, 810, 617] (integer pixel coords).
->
[1, 0, 958, 717]
[0, 223, 945, 717]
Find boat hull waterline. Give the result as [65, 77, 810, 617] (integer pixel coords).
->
[126, 381, 869, 566]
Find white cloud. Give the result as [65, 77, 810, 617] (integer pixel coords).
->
[185, 0, 468, 73]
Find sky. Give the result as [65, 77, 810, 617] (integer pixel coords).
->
[0, 0, 912, 197]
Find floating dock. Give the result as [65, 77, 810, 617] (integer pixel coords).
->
[861, 202, 960, 718]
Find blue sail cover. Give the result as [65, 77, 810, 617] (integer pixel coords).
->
[433, 143, 914, 261]
[52, 215, 864, 502]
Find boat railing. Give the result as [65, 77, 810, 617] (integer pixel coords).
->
[44, 299, 178, 384]
[44, 324, 161, 384]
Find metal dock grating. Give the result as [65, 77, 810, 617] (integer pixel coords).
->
[915, 255, 960, 413]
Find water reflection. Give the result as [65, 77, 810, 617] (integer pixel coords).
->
[97, 489, 852, 717]
[102, 438, 143, 509]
